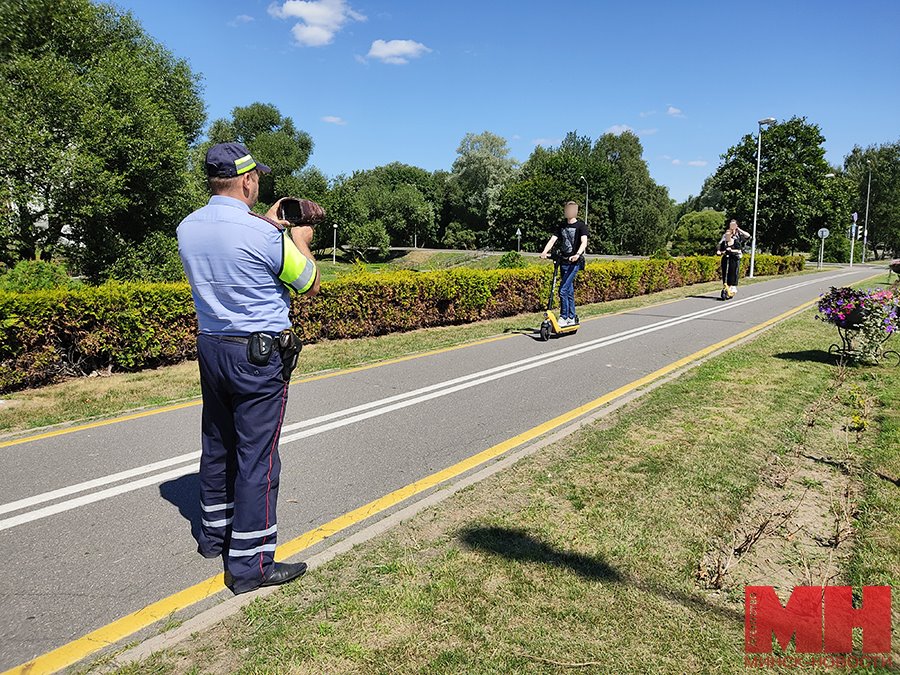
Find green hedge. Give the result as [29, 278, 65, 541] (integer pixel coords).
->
[0, 254, 804, 393]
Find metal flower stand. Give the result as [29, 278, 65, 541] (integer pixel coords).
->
[828, 320, 900, 366]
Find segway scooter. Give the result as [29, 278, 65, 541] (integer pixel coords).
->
[538, 252, 580, 341]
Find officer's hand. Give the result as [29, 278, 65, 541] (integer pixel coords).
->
[292, 224, 315, 247]
[266, 199, 292, 228]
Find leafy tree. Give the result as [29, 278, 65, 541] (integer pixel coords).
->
[494, 130, 672, 255]
[670, 210, 726, 256]
[103, 231, 185, 282]
[843, 141, 900, 258]
[442, 221, 478, 250]
[207, 102, 312, 206]
[711, 117, 832, 254]
[450, 131, 518, 232]
[322, 178, 389, 260]
[0, 0, 205, 278]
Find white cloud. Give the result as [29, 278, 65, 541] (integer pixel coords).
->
[666, 105, 684, 117]
[660, 154, 672, 160]
[532, 137, 562, 147]
[269, 0, 365, 47]
[228, 14, 254, 27]
[366, 39, 431, 64]
[687, 160, 708, 167]
[321, 115, 347, 125]
[511, 134, 522, 140]
[605, 124, 632, 135]
[671, 159, 682, 165]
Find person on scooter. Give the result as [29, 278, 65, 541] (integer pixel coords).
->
[540, 201, 589, 326]
[716, 218, 749, 297]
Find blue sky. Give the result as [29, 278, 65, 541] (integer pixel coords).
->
[114, 0, 899, 202]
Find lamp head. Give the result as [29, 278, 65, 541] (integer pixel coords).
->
[758, 117, 776, 126]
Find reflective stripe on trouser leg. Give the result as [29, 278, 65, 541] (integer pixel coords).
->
[225, 347, 288, 593]
[197, 335, 239, 558]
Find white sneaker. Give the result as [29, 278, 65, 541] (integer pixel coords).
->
[559, 317, 572, 327]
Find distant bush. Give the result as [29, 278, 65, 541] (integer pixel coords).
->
[0, 260, 80, 292]
[497, 250, 528, 269]
[104, 232, 185, 282]
[670, 210, 726, 256]
[443, 221, 478, 250]
[0, 254, 804, 393]
[812, 232, 852, 264]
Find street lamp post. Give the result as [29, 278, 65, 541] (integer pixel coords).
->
[579, 175, 589, 226]
[863, 160, 872, 264]
[332, 222, 338, 264]
[749, 117, 776, 278]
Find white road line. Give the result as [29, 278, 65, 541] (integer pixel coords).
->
[0, 269, 859, 532]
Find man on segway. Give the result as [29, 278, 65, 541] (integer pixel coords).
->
[540, 201, 589, 325]
[716, 218, 750, 300]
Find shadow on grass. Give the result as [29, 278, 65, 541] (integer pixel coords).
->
[773, 349, 837, 365]
[458, 525, 745, 623]
[459, 526, 622, 581]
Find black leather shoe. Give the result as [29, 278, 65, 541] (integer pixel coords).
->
[259, 561, 308, 588]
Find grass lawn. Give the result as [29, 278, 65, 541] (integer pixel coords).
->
[0, 270, 818, 436]
[99, 291, 898, 674]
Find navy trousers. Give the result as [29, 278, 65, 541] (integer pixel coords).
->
[559, 262, 580, 320]
[196, 334, 288, 593]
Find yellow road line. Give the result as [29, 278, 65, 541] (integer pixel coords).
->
[0, 288, 698, 450]
[2, 296, 823, 675]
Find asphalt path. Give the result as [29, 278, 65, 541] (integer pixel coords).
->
[0, 265, 880, 672]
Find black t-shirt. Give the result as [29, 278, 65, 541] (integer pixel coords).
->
[555, 219, 589, 257]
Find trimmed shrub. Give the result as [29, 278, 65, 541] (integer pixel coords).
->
[0, 254, 804, 393]
[497, 251, 528, 269]
[0, 260, 80, 292]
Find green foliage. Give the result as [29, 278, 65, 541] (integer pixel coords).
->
[442, 221, 478, 250]
[497, 251, 528, 269]
[206, 102, 313, 206]
[0, 254, 803, 393]
[843, 141, 900, 258]
[670, 210, 726, 256]
[494, 131, 673, 255]
[103, 231, 185, 282]
[814, 231, 852, 264]
[0, 0, 205, 277]
[711, 117, 833, 254]
[0, 260, 79, 292]
[451, 131, 518, 230]
[0, 283, 196, 391]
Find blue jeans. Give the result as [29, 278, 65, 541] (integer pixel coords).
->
[559, 262, 579, 319]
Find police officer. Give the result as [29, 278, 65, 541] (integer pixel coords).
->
[177, 142, 321, 594]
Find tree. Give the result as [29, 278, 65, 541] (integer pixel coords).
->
[322, 178, 389, 260]
[843, 141, 900, 258]
[711, 117, 832, 254]
[207, 102, 313, 206]
[494, 130, 672, 255]
[0, 0, 205, 277]
[450, 131, 518, 233]
[670, 210, 726, 256]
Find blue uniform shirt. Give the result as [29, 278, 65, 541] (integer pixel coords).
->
[178, 196, 293, 335]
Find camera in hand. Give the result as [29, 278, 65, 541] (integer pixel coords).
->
[278, 197, 325, 226]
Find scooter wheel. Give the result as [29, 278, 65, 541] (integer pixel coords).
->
[539, 323, 550, 341]
[720, 289, 728, 301]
